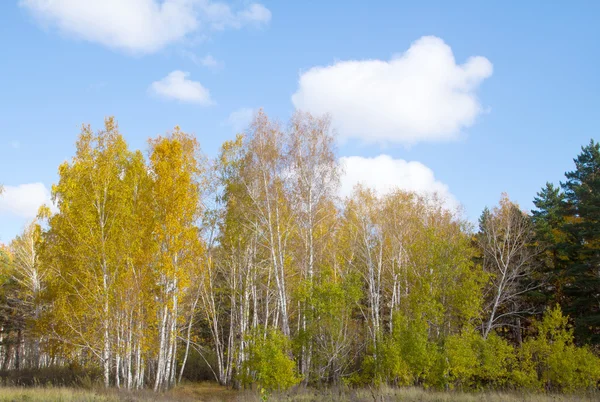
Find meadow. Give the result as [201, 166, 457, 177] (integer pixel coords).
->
[0, 384, 598, 402]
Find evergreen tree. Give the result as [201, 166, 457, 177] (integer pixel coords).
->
[561, 139, 600, 344]
[530, 183, 566, 307]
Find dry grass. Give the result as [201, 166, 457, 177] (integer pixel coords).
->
[0, 383, 596, 402]
[261, 386, 598, 402]
[0, 387, 120, 402]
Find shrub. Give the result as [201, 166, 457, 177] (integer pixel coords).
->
[518, 305, 600, 392]
[477, 332, 515, 388]
[368, 314, 441, 388]
[445, 327, 516, 390]
[444, 327, 479, 389]
[241, 327, 301, 394]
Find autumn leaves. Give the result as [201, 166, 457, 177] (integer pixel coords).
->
[2, 113, 599, 393]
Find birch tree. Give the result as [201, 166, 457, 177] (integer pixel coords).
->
[288, 111, 339, 381]
[7, 220, 48, 369]
[478, 194, 540, 339]
[240, 111, 294, 337]
[112, 150, 155, 389]
[149, 128, 205, 391]
[343, 186, 385, 351]
[44, 117, 132, 387]
[206, 134, 259, 386]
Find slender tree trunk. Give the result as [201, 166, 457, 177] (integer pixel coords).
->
[103, 273, 111, 388]
[154, 303, 168, 391]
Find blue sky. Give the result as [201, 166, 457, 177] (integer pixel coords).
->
[1, 0, 599, 242]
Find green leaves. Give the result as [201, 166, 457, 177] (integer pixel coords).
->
[6, 116, 600, 395]
[445, 328, 515, 390]
[242, 327, 300, 393]
[517, 305, 600, 392]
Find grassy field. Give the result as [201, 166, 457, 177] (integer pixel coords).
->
[0, 383, 597, 402]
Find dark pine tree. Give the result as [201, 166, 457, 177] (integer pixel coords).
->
[530, 182, 567, 308]
[561, 139, 600, 344]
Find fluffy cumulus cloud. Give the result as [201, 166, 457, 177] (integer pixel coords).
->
[149, 70, 213, 105]
[339, 155, 459, 211]
[0, 183, 52, 219]
[19, 0, 271, 54]
[292, 36, 493, 145]
[226, 107, 255, 132]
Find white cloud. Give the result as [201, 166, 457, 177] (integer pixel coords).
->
[199, 54, 221, 68]
[292, 36, 493, 145]
[19, 0, 271, 54]
[202, 2, 271, 30]
[238, 3, 272, 26]
[226, 107, 255, 132]
[339, 155, 459, 211]
[183, 51, 223, 69]
[149, 70, 213, 105]
[0, 183, 52, 218]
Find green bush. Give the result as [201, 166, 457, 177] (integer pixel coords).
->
[518, 305, 600, 392]
[444, 327, 479, 389]
[349, 307, 600, 392]
[241, 327, 301, 394]
[478, 332, 515, 388]
[445, 327, 515, 390]
[366, 314, 442, 388]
